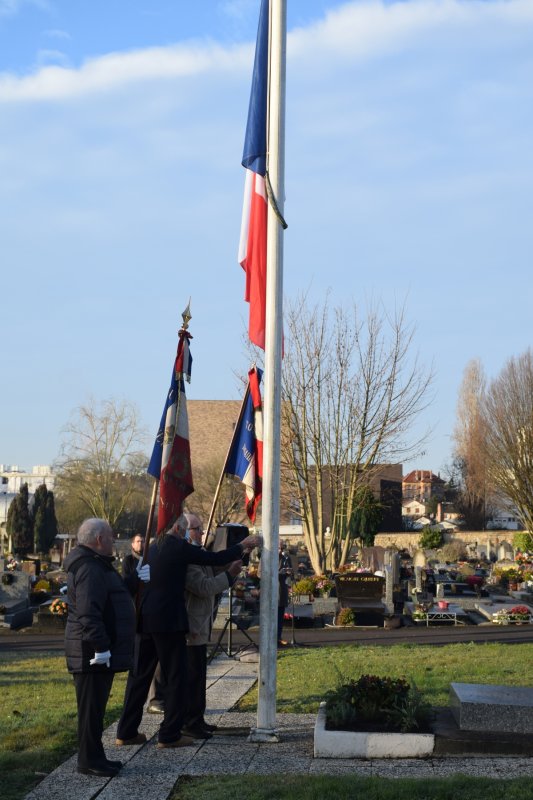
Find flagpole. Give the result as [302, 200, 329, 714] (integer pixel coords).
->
[143, 480, 158, 560]
[205, 380, 251, 536]
[249, 0, 286, 743]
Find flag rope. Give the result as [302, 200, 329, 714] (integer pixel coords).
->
[265, 170, 288, 229]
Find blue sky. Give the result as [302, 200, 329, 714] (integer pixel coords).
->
[1, 0, 532, 478]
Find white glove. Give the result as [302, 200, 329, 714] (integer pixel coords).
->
[59, 585, 68, 595]
[136, 559, 150, 583]
[90, 650, 111, 667]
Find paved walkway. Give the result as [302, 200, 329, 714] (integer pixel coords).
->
[24, 656, 533, 800]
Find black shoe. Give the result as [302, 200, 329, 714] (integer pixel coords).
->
[201, 721, 218, 732]
[77, 763, 120, 778]
[182, 725, 213, 740]
[105, 759, 123, 770]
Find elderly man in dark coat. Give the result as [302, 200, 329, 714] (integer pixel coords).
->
[64, 517, 149, 777]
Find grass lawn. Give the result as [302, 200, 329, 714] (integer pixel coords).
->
[0, 650, 127, 800]
[1, 642, 533, 800]
[171, 775, 533, 800]
[236, 642, 533, 712]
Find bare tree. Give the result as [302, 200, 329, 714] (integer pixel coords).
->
[188, 458, 249, 530]
[55, 398, 150, 532]
[451, 359, 491, 529]
[482, 349, 533, 532]
[281, 296, 432, 574]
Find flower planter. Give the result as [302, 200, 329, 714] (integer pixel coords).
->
[383, 615, 401, 629]
[314, 703, 434, 759]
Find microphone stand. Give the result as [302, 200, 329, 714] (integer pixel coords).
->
[286, 573, 301, 648]
[208, 584, 257, 663]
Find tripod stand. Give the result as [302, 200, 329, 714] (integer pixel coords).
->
[207, 586, 257, 663]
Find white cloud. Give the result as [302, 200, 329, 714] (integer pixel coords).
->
[0, 39, 251, 101]
[0, 0, 50, 18]
[289, 0, 533, 62]
[43, 28, 71, 40]
[35, 48, 69, 67]
[220, 0, 257, 22]
[0, 1, 531, 103]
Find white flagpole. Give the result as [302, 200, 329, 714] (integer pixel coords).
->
[249, 0, 286, 743]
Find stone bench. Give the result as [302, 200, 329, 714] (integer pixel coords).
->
[450, 682, 533, 734]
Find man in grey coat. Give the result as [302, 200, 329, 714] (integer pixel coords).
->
[182, 512, 242, 738]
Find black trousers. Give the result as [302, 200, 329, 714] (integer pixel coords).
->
[73, 671, 114, 768]
[117, 631, 187, 744]
[184, 644, 207, 727]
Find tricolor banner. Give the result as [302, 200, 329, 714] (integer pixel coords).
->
[147, 329, 194, 534]
[225, 367, 263, 522]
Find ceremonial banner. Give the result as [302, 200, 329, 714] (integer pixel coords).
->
[147, 328, 194, 533]
[225, 367, 263, 522]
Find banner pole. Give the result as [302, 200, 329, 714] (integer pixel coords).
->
[205, 380, 251, 536]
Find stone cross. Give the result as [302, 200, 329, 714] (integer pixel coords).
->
[415, 566, 424, 593]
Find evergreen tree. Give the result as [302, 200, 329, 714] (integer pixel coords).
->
[32, 483, 58, 553]
[419, 526, 443, 550]
[6, 483, 33, 555]
[347, 486, 383, 549]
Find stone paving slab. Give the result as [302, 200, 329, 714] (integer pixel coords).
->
[24, 656, 533, 800]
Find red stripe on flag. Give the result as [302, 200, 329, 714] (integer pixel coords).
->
[242, 173, 267, 351]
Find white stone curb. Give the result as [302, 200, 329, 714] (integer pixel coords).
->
[314, 702, 435, 759]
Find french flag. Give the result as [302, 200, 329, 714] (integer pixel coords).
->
[147, 330, 194, 534]
[239, 0, 268, 351]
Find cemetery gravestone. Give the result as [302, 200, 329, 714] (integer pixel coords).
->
[383, 566, 395, 616]
[450, 683, 533, 734]
[334, 574, 385, 625]
[0, 570, 33, 629]
[384, 549, 400, 585]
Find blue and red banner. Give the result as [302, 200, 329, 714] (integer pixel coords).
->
[225, 367, 263, 522]
[238, 0, 269, 351]
[147, 329, 194, 534]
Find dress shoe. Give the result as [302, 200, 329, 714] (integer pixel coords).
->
[156, 734, 195, 749]
[115, 733, 147, 746]
[147, 704, 164, 714]
[77, 763, 120, 778]
[105, 759, 123, 770]
[277, 639, 289, 647]
[182, 725, 213, 740]
[201, 721, 218, 732]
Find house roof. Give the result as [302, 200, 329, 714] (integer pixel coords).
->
[403, 470, 445, 485]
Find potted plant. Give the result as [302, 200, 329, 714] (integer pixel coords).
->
[315, 673, 434, 758]
[510, 605, 531, 623]
[49, 598, 68, 617]
[292, 577, 316, 602]
[336, 607, 357, 626]
[312, 575, 335, 597]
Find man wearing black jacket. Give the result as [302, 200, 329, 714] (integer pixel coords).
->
[64, 518, 149, 777]
[115, 514, 261, 749]
[121, 533, 145, 579]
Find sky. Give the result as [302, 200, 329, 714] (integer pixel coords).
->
[1, 0, 532, 478]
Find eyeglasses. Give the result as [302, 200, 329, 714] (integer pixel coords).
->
[190, 526, 202, 532]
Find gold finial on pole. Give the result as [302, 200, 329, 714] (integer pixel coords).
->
[181, 299, 192, 331]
